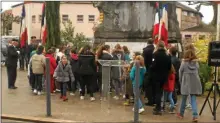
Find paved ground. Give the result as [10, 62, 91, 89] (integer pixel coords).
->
[2, 67, 220, 122]
[2, 119, 33, 123]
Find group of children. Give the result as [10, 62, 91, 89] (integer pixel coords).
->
[27, 42, 202, 122]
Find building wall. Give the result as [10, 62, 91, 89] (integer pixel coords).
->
[180, 10, 202, 30]
[181, 31, 216, 44]
[11, 2, 99, 39]
[176, 8, 182, 29]
[175, 7, 202, 30]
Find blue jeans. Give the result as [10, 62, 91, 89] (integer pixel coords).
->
[133, 86, 143, 109]
[180, 95, 198, 118]
[60, 83, 67, 96]
[163, 91, 175, 109]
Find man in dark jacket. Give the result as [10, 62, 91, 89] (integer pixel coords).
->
[151, 41, 171, 115]
[143, 38, 155, 70]
[6, 39, 20, 89]
[142, 38, 155, 106]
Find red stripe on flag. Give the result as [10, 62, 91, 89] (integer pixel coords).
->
[20, 28, 28, 48]
[42, 26, 47, 45]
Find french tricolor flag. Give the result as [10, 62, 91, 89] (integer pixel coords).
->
[41, 2, 47, 45]
[20, 4, 28, 48]
[153, 3, 168, 47]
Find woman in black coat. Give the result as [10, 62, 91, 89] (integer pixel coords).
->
[96, 45, 113, 93]
[151, 41, 171, 115]
[78, 45, 97, 101]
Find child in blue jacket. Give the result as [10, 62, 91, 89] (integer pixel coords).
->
[130, 55, 146, 114]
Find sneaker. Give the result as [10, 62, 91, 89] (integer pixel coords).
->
[70, 93, 75, 96]
[56, 89, 61, 92]
[37, 91, 41, 95]
[169, 108, 175, 114]
[62, 96, 68, 101]
[192, 117, 198, 122]
[33, 89, 37, 94]
[177, 113, 183, 119]
[139, 108, 145, 114]
[113, 96, 119, 100]
[123, 100, 130, 106]
[153, 110, 162, 115]
[174, 103, 178, 106]
[122, 95, 126, 99]
[80, 96, 85, 100]
[60, 95, 63, 99]
[185, 104, 192, 109]
[90, 97, 96, 101]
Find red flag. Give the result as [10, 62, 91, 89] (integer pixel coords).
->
[153, 2, 160, 45]
[153, 3, 168, 47]
[41, 3, 47, 44]
[20, 4, 28, 48]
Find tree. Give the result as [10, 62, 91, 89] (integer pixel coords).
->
[61, 19, 90, 50]
[45, 1, 61, 48]
[1, 12, 20, 35]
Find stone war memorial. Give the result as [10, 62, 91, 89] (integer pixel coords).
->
[93, 1, 182, 48]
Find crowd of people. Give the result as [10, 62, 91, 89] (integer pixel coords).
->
[5, 37, 202, 122]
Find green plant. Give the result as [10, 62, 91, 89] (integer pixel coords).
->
[199, 62, 212, 94]
[61, 19, 89, 50]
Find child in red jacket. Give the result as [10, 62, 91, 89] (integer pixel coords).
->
[163, 65, 175, 114]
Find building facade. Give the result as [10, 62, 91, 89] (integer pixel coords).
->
[176, 2, 203, 30]
[10, 2, 204, 42]
[11, 2, 99, 40]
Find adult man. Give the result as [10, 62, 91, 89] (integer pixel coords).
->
[142, 38, 155, 106]
[6, 38, 20, 89]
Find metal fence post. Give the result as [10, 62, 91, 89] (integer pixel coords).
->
[45, 58, 51, 117]
[134, 60, 140, 123]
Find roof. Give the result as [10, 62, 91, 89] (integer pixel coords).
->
[176, 2, 203, 17]
[182, 25, 216, 32]
[12, 1, 92, 8]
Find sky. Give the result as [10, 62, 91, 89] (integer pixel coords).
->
[1, 1, 214, 24]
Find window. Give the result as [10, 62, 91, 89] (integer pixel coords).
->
[182, 11, 188, 16]
[62, 15, 69, 22]
[77, 15, 84, 23]
[32, 15, 36, 23]
[88, 15, 95, 22]
[39, 15, 42, 23]
[199, 35, 206, 40]
[190, 12, 195, 17]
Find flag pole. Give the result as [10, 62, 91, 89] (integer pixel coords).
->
[158, 2, 162, 41]
[39, 26, 42, 40]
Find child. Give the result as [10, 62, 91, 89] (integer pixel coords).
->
[53, 55, 75, 101]
[162, 65, 176, 114]
[177, 48, 202, 122]
[69, 48, 80, 96]
[130, 55, 146, 114]
[30, 46, 46, 95]
[120, 64, 132, 106]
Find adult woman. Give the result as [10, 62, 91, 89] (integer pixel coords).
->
[151, 41, 171, 115]
[111, 44, 125, 100]
[96, 45, 113, 92]
[177, 47, 202, 122]
[78, 45, 97, 101]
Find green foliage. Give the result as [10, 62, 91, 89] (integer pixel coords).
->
[61, 19, 89, 50]
[199, 62, 212, 84]
[1, 12, 20, 35]
[45, 1, 61, 49]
